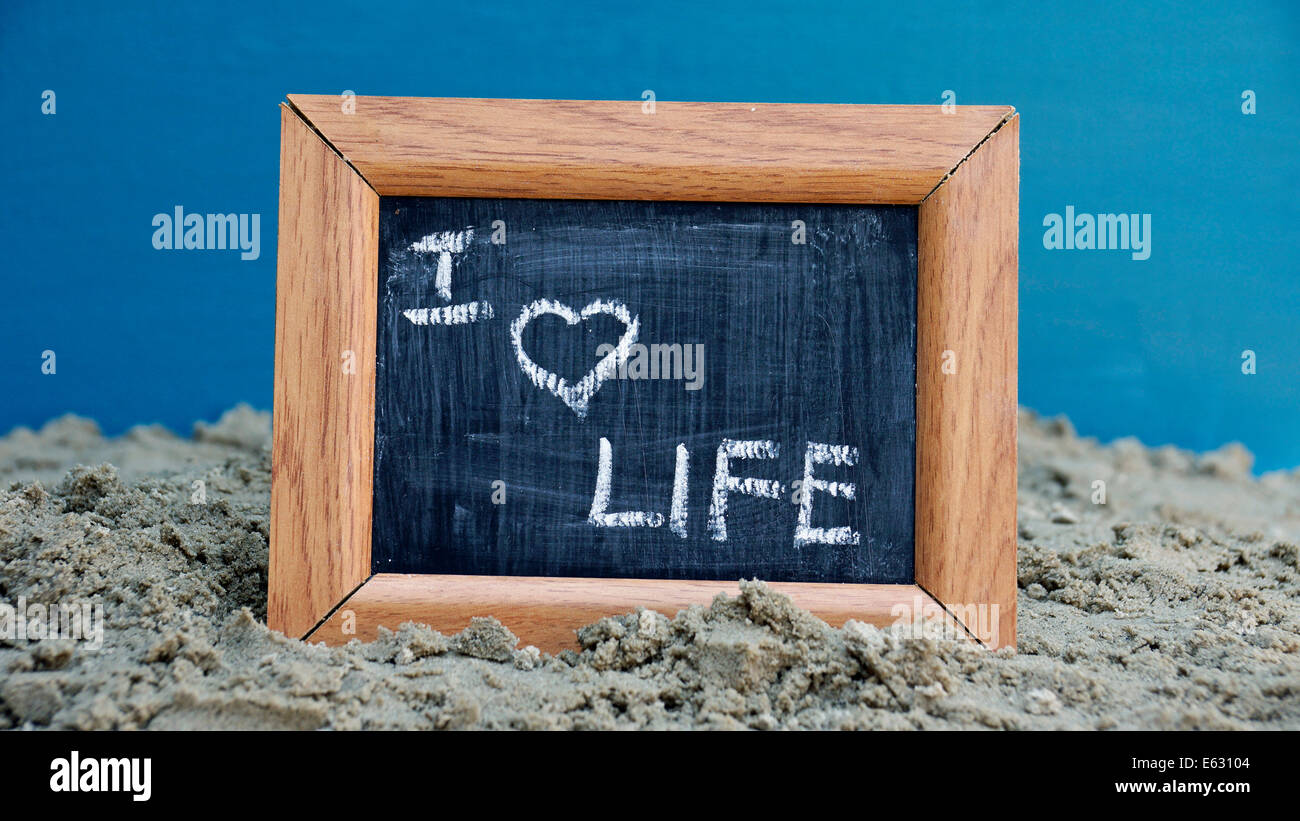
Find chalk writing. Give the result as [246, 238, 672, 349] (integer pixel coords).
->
[510, 298, 639, 418]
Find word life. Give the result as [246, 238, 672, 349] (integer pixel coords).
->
[588, 437, 861, 548]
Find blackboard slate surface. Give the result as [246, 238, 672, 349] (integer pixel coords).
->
[373, 197, 917, 584]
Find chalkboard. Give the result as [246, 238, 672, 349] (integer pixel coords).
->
[373, 197, 917, 584]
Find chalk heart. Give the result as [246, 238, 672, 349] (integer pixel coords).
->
[510, 298, 639, 418]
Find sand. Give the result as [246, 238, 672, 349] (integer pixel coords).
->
[0, 405, 1297, 730]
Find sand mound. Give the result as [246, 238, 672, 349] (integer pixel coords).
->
[0, 407, 1297, 729]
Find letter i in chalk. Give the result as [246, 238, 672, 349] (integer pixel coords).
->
[402, 228, 495, 326]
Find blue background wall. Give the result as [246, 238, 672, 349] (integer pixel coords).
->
[2, 1, 1297, 469]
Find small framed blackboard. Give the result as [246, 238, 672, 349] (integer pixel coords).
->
[270, 96, 1019, 651]
[374, 197, 918, 584]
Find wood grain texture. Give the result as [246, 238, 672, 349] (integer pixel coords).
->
[269, 104, 379, 639]
[305, 574, 964, 653]
[916, 114, 1019, 650]
[288, 95, 1014, 204]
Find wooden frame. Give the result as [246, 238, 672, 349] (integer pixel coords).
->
[270, 95, 1018, 653]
